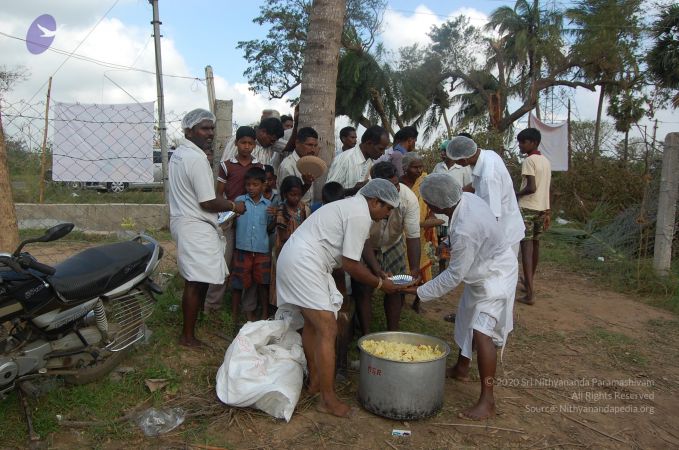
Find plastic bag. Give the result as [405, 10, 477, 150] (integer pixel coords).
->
[215, 318, 306, 422]
[135, 407, 185, 437]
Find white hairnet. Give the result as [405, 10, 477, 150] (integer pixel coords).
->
[402, 152, 423, 171]
[359, 178, 400, 208]
[420, 173, 463, 209]
[446, 136, 477, 160]
[182, 108, 216, 130]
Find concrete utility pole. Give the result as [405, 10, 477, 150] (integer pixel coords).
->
[150, 0, 169, 202]
[653, 133, 679, 276]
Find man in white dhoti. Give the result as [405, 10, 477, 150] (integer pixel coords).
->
[276, 179, 401, 417]
[169, 109, 246, 347]
[446, 136, 525, 254]
[400, 173, 518, 421]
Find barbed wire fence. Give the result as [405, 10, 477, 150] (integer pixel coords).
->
[1, 98, 189, 269]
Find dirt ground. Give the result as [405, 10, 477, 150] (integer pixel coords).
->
[25, 242, 679, 449]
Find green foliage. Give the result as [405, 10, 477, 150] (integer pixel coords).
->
[0, 65, 29, 96]
[550, 153, 645, 222]
[647, 4, 679, 107]
[335, 48, 390, 123]
[566, 0, 643, 81]
[237, 0, 385, 100]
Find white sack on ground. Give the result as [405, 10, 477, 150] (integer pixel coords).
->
[216, 318, 306, 422]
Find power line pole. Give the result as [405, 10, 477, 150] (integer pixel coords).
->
[38, 77, 53, 203]
[205, 65, 216, 113]
[149, 0, 169, 201]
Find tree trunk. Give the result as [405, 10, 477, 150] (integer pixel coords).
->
[442, 108, 452, 138]
[369, 91, 395, 138]
[0, 112, 20, 252]
[622, 128, 629, 163]
[298, 0, 346, 202]
[593, 86, 606, 161]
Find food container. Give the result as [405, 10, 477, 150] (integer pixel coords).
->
[358, 331, 450, 420]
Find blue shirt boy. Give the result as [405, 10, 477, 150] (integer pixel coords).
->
[234, 194, 271, 254]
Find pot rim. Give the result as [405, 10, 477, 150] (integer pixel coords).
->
[357, 331, 451, 364]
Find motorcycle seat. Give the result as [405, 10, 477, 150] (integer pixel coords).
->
[49, 241, 153, 302]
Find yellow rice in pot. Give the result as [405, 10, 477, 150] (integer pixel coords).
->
[361, 339, 444, 362]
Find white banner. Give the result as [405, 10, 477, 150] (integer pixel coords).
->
[528, 113, 569, 171]
[52, 101, 155, 182]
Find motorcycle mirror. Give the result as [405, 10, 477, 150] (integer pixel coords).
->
[39, 223, 75, 242]
[13, 223, 75, 256]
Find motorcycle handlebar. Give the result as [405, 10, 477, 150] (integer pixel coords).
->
[24, 259, 56, 276]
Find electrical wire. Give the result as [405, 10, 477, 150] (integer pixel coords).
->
[0, 31, 203, 81]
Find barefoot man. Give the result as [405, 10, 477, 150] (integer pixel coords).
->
[400, 173, 518, 420]
[169, 109, 246, 347]
[275, 179, 401, 417]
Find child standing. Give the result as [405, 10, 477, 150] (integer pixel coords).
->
[231, 167, 272, 323]
[268, 175, 311, 308]
[516, 128, 551, 305]
[205, 126, 263, 314]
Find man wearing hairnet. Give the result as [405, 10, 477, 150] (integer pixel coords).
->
[400, 173, 518, 421]
[275, 179, 401, 418]
[446, 136, 525, 254]
[169, 109, 246, 347]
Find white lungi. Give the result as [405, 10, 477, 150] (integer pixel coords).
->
[171, 217, 227, 284]
[454, 247, 517, 358]
[276, 235, 344, 317]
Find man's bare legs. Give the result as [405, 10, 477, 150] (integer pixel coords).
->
[257, 285, 269, 320]
[180, 281, 209, 347]
[231, 289, 242, 328]
[353, 281, 374, 336]
[384, 293, 402, 331]
[446, 349, 471, 381]
[301, 322, 319, 393]
[301, 308, 351, 417]
[459, 330, 497, 420]
[519, 240, 535, 304]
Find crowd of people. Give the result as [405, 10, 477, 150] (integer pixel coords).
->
[168, 107, 552, 420]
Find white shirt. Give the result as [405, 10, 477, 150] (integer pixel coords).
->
[277, 151, 314, 204]
[168, 138, 217, 226]
[326, 146, 373, 189]
[417, 193, 517, 359]
[369, 183, 420, 250]
[271, 127, 293, 155]
[519, 153, 551, 211]
[169, 138, 227, 284]
[293, 195, 372, 268]
[275, 195, 372, 316]
[221, 135, 281, 171]
[417, 193, 510, 301]
[471, 150, 525, 246]
[433, 161, 472, 188]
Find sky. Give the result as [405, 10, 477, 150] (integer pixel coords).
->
[1, 0, 676, 149]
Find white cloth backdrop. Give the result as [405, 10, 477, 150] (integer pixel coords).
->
[52, 101, 155, 182]
[528, 113, 569, 171]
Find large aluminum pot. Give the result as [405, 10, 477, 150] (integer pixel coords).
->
[358, 331, 450, 420]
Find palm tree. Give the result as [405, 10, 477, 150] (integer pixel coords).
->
[647, 4, 679, 108]
[486, 0, 564, 116]
[298, 0, 346, 193]
[566, 0, 643, 160]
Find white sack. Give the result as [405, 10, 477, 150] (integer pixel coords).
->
[216, 319, 306, 422]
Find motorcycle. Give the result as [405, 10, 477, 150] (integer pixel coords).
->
[0, 223, 163, 440]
